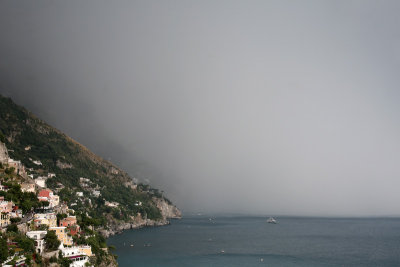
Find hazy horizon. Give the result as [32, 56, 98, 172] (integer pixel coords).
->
[2, 1, 400, 217]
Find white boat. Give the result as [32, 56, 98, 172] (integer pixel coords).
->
[267, 217, 277, 224]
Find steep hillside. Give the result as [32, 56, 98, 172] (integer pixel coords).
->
[0, 95, 180, 227]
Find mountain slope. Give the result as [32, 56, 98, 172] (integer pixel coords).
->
[0, 94, 180, 227]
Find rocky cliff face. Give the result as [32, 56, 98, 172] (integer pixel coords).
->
[155, 198, 182, 219]
[0, 142, 8, 163]
[99, 200, 181, 238]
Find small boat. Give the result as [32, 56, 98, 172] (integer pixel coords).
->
[130, 244, 134, 247]
[267, 217, 277, 224]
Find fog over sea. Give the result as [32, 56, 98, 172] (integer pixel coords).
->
[108, 215, 400, 267]
[2, 2, 400, 265]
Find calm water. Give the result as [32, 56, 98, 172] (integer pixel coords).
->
[108, 216, 400, 266]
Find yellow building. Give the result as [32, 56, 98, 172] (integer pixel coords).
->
[0, 212, 10, 227]
[49, 227, 73, 246]
[78, 245, 93, 257]
[34, 213, 57, 228]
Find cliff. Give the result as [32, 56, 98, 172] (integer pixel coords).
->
[99, 198, 181, 238]
[0, 94, 181, 233]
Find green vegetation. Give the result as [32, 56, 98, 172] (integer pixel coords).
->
[0, 182, 40, 213]
[0, 94, 168, 225]
[4, 167, 14, 175]
[0, 94, 177, 266]
[0, 237, 8, 263]
[44, 230, 60, 251]
[0, 231, 37, 265]
[10, 217, 21, 224]
[13, 234, 35, 253]
[58, 252, 73, 267]
[6, 223, 18, 233]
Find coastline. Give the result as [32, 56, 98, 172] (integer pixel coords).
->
[101, 199, 182, 238]
[100, 218, 172, 238]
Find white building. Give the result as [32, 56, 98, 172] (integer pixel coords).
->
[76, 192, 83, 197]
[10, 209, 23, 218]
[61, 247, 89, 267]
[0, 183, 8, 192]
[105, 201, 119, 207]
[91, 190, 101, 197]
[26, 231, 47, 255]
[35, 177, 47, 188]
[32, 160, 42, 166]
[79, 177, 90, 183]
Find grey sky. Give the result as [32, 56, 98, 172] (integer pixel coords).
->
[1, 0, 400, 216]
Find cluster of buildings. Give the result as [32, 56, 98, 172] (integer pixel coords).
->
[0, 142, 94, 266]
[26, 228, 92, 267]
[29, 191, 93, 266]
[38, 188, 60, 207]
[0, 190, 23, 227]
[79, 177, 101, 198]
[26, 214, 91, 266]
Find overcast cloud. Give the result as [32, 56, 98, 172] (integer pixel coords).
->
[1, 0, 400, 216]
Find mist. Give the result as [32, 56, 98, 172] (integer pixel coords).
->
[1, 0, 400, 216]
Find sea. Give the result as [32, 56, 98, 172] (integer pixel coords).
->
[107, 216, 400, 267]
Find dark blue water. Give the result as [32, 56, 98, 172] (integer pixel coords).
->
[108, 216, 400, 266]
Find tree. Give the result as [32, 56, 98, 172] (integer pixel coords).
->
[57, 213, 67, 225]
[16, 235, 35, 252]
[38, 224, 48, 231]
[25, 254, 32, 266]
[0, 132, 5, 143]
[58, 251, 72, 267]
[58, 257, 72, 267]
[20, 200, 33, 214]
[0, 237, 8, 263]
[44, 230, 60, 251]
[4, 167, 15, 175]
[39, 201, 50, 212]
[6, 223, 18, 233]
[10, 217, 21, 224]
